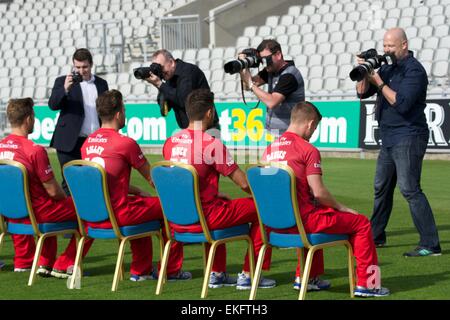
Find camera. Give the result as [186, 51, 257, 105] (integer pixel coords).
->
[224, 48, 261, 75]
[133, 63, 164, 80]
[349, 49, 396, 81]
[71, 71, 83, 84]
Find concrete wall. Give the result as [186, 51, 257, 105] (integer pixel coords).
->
[166, 0, 308, 48]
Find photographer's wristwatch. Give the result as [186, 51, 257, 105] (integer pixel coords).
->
[249, 82, 255, 91]
[378, 82, 386, 92]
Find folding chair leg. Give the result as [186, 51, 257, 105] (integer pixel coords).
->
[157, 233, 164, 262]
[246, 237, 255, 282]
[202, 243, 207, 275]
[249, 244, 266, 300]
[117, 240, 124, 281]
[346, 243, 355, 298]
[201, 241, 219, 299]
[69, 236, 86, 290]
[0, 232, 5, 256]
[298, 247, 316, 300]
[156, 240, 172, 295]
[28, 235, 46, 286]
[112, 239, 127, 292]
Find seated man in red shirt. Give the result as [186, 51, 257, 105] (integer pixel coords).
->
[80, 89, 187, 281]
[163, 88, 275, 290]
[0, 98, 92, 277]
[262, 101, 389, 297]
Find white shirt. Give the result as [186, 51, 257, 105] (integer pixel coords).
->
[79, 75, 100, 137]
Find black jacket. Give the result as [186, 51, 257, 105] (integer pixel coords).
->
[48, 75, 109, 152]
[158, 59, 219, 129]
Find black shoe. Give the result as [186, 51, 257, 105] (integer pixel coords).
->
[375, 242, 386, 248]
[403, 247, 442, 257]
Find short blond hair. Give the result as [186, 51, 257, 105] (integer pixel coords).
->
[290, 101, 322, 124]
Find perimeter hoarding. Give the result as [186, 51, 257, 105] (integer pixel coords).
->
[30, 101, 361, 149]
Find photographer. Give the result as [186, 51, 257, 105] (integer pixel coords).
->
[48, 48, 109, 194]
[143, 49, 220, 130]
[356, 27, 441, 257]
[238, 39, 305, 137]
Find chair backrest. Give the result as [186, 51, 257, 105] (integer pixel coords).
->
[63, 160, 121, 237]
[0, 159, 39, 233]
[151, 161, 211, 241]
[247, 163, 310, 247]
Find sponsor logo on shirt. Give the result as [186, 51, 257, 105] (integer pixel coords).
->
[271, 137, 292, 147]
[44, 166, 53, 175]
[313, 162, 321, 168]
[171, 136, 193, 144]
[88, 134, 108, 143]
[0, 140, 19, 149]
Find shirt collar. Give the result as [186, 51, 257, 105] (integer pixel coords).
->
[397, 51, 413, 67]
[84, 75, 95, 84]
[173, 59, 183, 76]
[275, 60, 295, 75]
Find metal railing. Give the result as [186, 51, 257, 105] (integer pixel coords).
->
[85, 19, 125, 73]
[160, 15, 201, 50]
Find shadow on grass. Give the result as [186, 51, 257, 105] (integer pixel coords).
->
[386, 224, 450, 237]
[382, 271, 450, 293]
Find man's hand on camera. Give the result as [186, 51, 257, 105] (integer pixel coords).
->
[145, 73, 162, 88]
[355, 57, 365, 65]
[64, 73, 74, 93]
[241, 71, 253, 91]
[367, 70, 383, 87]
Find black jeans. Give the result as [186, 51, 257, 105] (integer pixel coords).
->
[56, 137, 86, 195]
[370, 134, 441, 251]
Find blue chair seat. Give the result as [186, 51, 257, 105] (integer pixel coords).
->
[87, 220, 161, 239]
[269, 231, 349, 248]
[7, 221, 78, 235]
[174, 224, 250, 243]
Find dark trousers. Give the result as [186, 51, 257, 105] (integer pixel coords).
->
[56, 137, 86, 195]
[370, 134, 441, 250]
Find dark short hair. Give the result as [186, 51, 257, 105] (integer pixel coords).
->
[185, 89, 215, 121]
[257, 39, 282, 54]
[291, 101, 322, 124]
[96, 90, 123, 122]
[73, 48, 93, 65]
[6, 98, 34, 127]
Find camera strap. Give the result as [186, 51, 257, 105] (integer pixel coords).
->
[240, 79, 261, 110]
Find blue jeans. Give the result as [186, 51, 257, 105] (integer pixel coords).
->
[370, 134, 441, 250]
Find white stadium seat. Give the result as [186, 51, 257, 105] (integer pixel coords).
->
[432, 61, 449, 78]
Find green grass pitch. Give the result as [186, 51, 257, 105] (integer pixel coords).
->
[0, 154, 449, 300]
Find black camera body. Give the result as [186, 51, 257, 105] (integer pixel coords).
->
[71, 71, 83, 84]
[134, 63, 164, 80]
[349, 49, 396, 82]
[224, 48, 261, 75]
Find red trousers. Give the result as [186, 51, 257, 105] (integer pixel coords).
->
[11, 197, 92, 269]
[83, 195, 183, 276]
[12, 196, 184, 277]
[173, 197, 272, 273]
[280, 210, 378, 287]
